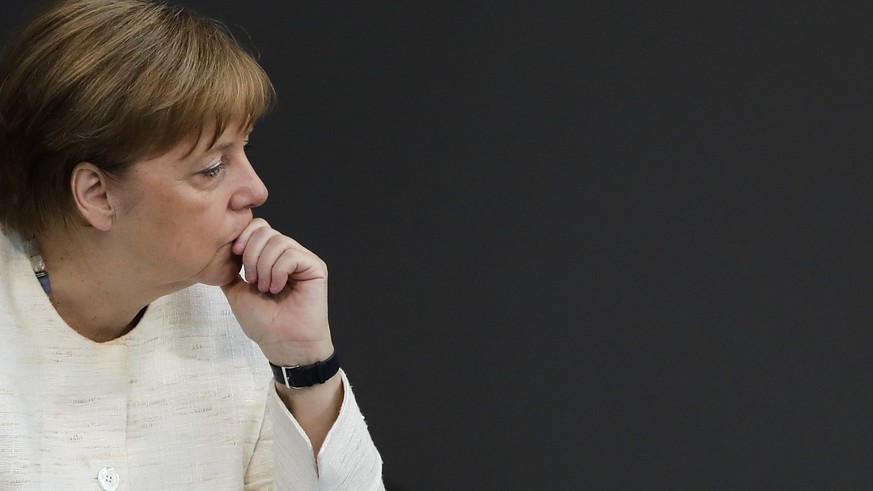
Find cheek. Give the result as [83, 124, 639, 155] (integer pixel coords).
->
[130, 189, 229, 249]
[179, 210, 237, 257]
[164, 200, 217, 234]
[123, 190, 177, 228]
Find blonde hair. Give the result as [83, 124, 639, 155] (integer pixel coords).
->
[0, 0, 275, 236]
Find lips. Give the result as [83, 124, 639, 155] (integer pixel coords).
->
[229, 218, 254, 251]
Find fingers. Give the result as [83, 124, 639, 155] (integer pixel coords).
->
[241, 225, 280, 283]
[232, 218, 270, 256]
[269, 248, 328, 294]
[235, 220, 326, 294]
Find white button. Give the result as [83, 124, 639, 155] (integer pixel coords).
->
[97, 466, 120, 491]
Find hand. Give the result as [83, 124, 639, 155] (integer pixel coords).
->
[220, 218, 333, 365]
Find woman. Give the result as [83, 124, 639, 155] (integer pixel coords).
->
[0, 0, 383, 489]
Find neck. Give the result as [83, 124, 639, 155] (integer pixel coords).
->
[35, 226, 159, 342]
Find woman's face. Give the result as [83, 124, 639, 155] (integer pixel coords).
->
[108, 122, 269, 291]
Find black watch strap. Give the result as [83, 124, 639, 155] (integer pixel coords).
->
[269, 352, 340, 389]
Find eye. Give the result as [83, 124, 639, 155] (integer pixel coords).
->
[201, 158, 227, 178]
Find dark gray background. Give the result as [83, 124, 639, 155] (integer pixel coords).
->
[3, 1, 873, 489]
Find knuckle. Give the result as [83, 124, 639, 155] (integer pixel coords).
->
[273, 272, 287, 286]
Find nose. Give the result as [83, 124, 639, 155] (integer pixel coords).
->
[231, 156, 269, 210]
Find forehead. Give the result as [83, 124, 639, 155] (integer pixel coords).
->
[175, 120, 253, 159]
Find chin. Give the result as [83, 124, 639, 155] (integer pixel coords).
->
[200, 255, 243, 287]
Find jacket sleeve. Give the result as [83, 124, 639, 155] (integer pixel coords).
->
[246, 370, 384, 490]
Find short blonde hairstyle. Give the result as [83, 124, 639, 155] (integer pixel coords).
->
[0, 0, 275, 237]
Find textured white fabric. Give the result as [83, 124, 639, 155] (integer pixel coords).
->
[0, 229, 383, 490]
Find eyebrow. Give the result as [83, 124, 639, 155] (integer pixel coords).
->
[212, 141, 235, 152]
[208, 128, 254, 153]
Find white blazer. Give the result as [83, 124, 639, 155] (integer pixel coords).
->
[0, 230, 383, 490]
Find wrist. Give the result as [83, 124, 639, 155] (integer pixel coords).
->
[262, 339, 334, 367]
[269, 350, 340, 389]
[274, 369, 341, 397]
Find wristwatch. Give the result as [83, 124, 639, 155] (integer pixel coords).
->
[269, 352, 340, 389]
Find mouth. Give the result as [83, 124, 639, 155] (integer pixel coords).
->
[228, 219, 254, 251]
[226, 231, 245, 255]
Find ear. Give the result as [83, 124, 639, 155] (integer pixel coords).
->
[70, 163, 116, 232]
